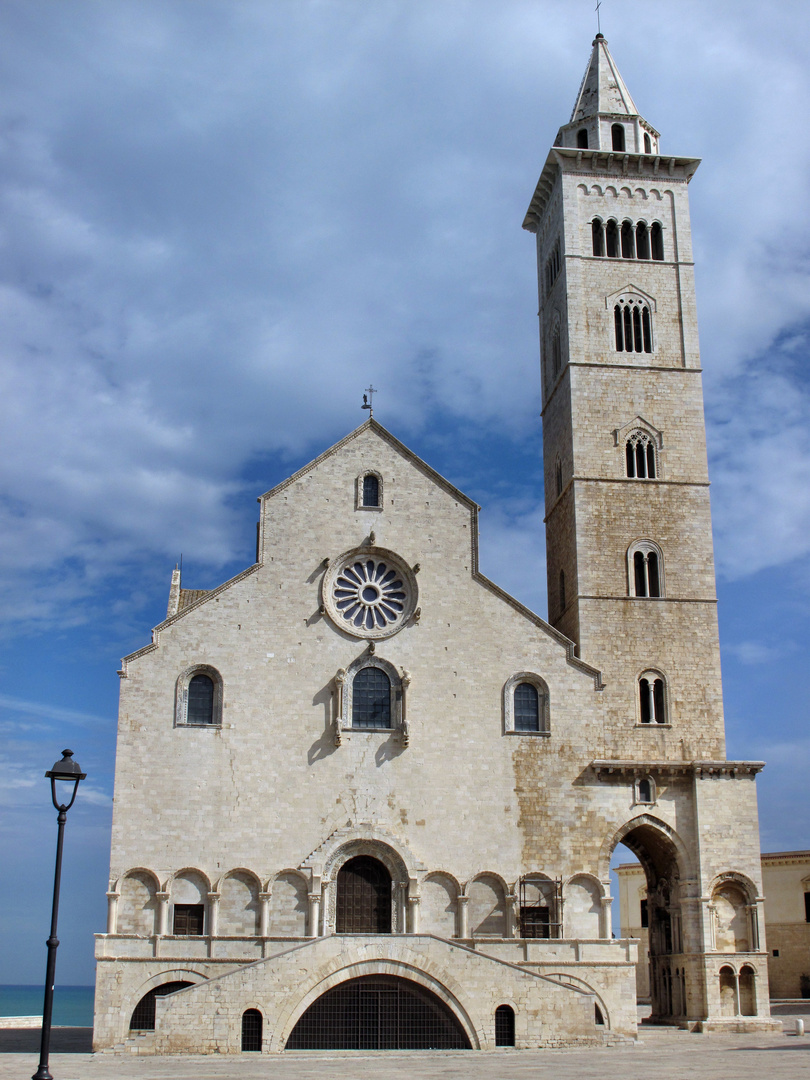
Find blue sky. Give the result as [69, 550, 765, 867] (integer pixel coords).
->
[1, 0, 809, 984]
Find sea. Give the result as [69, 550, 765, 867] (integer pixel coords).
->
[0, 985, 94, 1027]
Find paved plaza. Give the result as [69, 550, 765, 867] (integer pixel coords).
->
[1, 1019, 808, 1080]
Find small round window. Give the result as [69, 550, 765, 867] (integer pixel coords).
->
[322, 548, 417, 640]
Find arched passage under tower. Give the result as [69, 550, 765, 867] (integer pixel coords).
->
[607, 817, 692, 1022]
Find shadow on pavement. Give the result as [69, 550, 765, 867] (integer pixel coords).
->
[0, 1027, 93, 1053]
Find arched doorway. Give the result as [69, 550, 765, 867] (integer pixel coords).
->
[285, 975, 471, 1050]
[610, 820, 686, 1022]
[336, 856, 392, 933]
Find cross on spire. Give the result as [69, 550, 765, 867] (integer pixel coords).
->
[361, 385, 377, 418]
[595, 0, 603, 34]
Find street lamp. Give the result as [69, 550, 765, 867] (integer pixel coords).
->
[33, 750, 86, 1080]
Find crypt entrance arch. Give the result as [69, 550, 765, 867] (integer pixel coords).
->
[285, 973, 472, 1049]
[604, 815, 693, 1022]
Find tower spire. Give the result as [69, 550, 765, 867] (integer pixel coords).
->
[554, 37, 660, 155]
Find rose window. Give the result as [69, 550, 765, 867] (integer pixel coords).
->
[323, 548, 417, 640]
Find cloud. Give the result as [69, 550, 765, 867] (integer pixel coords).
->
[724, 641, 785, 667]
[0, 693, 113, 728]
[1, 0, 810, 638]
[478, 500, 547, 619]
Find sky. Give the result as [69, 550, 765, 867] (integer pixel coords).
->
[0, 0, 809, 985]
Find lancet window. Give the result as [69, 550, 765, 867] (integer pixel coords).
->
[639, 671, 667, 725]
[629, 541, 663, 598]
[625, 430, 657, 478]
[614, 298, 652, 354]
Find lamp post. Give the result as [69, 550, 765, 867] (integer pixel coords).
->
[33, 750, 86, 1080]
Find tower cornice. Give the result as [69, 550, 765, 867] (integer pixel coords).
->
[523, 148, 701, 232]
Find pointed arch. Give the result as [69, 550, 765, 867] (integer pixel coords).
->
[600, 814, 693, 883]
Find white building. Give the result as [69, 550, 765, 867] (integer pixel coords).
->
[93, 35, 779, 1052]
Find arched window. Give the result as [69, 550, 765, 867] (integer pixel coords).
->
[591, 219, 605, 257]
[639, 671, 667, 724]
[644, 133, 652, 154]
[495, 1004, 515, 1046]
[636, 222, 650, 260]
[629, 541, 663, 598]
[605, 219, 619, 258]
[636, 776, 655, 804]
[625, 431, 657, 479]
[352, 666, 392, 728]
[559, 569, 566, 613]
[611, 124, 626, 152]
[651, 222, 664, 260]
[577, 128, 589, 149]
[337, 657, 405, 739]
[514, 683, 540, 732]
[129, 981, 194, 1031]
[627, 224, 639, 261]
[187, 674, 214, 725]
[241, 1009, 262, 1052]
[503, 674, 550, 735]
[555, 457, 563, 497]
[362, 473, 380, 507]
[176, 666, 223, 727]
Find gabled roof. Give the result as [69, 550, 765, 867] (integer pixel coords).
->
[570, 34, 640, 122]
[258, 417, 480, 511]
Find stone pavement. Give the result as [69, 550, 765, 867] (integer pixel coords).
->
[1, 1023, 809, 1080]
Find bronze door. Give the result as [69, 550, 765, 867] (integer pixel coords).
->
[336, 856, 392, 933]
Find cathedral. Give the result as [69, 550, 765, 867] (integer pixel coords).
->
[93, 36, 779, 1051]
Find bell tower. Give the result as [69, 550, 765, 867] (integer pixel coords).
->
[524, 35, 724, 760]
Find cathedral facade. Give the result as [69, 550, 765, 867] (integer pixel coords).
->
[93, 37, 779, 1052]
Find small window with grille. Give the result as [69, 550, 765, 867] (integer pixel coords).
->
[187, 674, 214, 724]
[514, 683, 540, 732]
[241, 1009, 262, 1052]
[495, 1004, 515, 1047]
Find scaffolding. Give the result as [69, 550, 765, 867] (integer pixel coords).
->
[518, 876, 563, 939]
